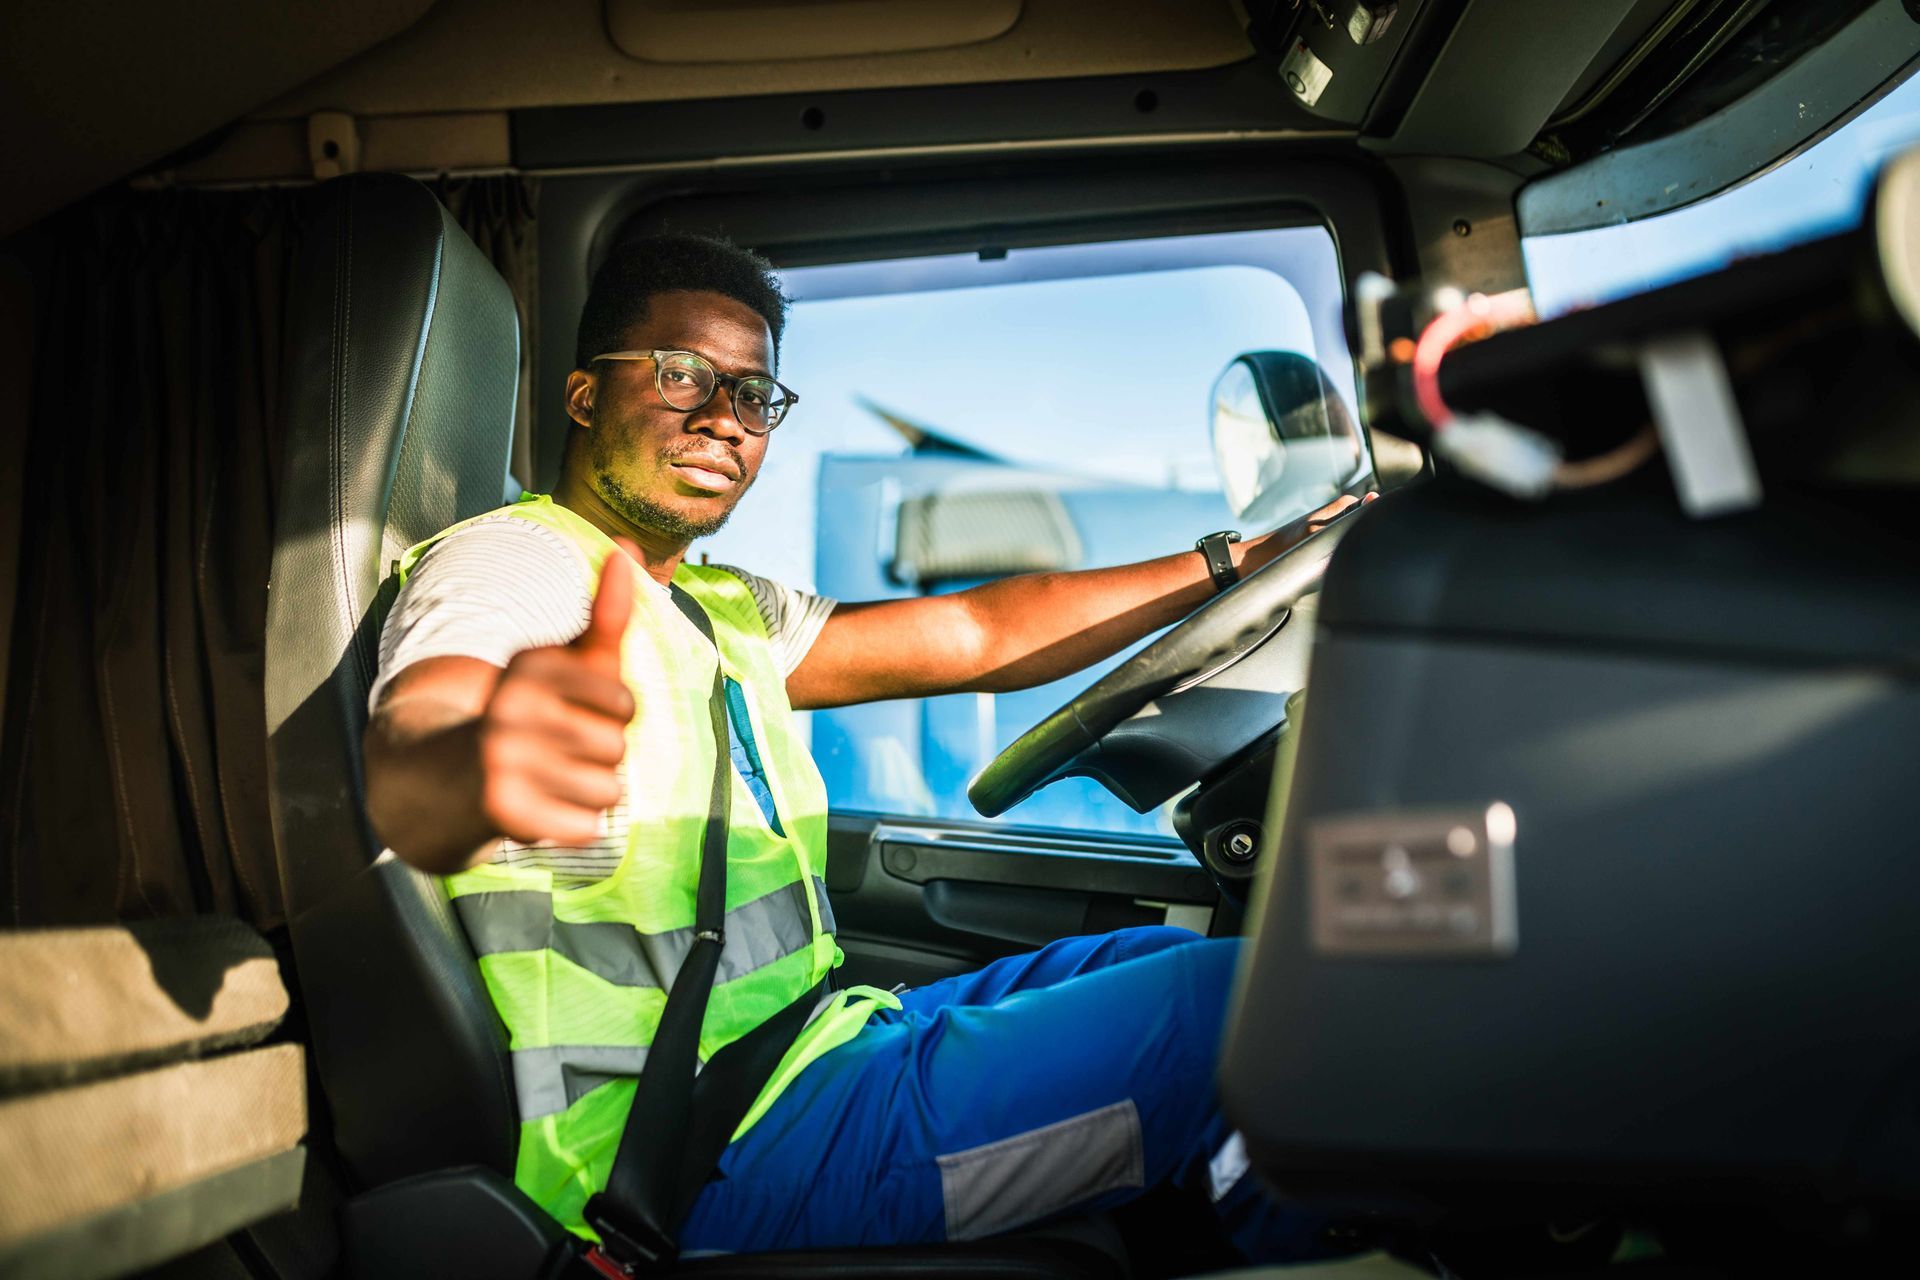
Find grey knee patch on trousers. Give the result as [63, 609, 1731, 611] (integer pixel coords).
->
[937, 1099, 1144, 1241]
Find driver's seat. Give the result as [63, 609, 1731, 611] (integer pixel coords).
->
[262, 173, 1126, 1278]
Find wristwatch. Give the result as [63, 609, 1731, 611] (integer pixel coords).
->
[1195, 530, 1242, 593]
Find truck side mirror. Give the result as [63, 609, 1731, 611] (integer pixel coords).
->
[1209, 351, 1373, 525]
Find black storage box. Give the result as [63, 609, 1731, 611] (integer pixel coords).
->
[1221, 476, 1920, 1212]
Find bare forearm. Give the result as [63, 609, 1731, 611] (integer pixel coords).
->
[792, 543, 1226, 707]
[921, 495, 1364, 692]
[955, 548, 1218, 691]
[364, 698, 501, 875]
[788, 495, 1364, 708]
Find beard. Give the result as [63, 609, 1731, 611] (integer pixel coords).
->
[595, 467, 738, 541]
[591, 435, 749, 542]
[583, 406, 751, 542]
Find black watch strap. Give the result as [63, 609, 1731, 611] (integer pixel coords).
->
[1195, 530, 1242, 593]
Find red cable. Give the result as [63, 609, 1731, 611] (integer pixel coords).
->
[1410, 290, 1536, 431]
[1410, 301, 1489, 431]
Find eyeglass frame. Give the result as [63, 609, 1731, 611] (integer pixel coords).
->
[589, 349, 799, 434]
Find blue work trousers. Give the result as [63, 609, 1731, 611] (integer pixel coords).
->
[678, 926, 1331, 1261]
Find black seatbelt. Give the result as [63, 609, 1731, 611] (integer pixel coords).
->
[578, 585, 825, 1275]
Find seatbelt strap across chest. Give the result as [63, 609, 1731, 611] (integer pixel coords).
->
[577, 585, 823, 1275]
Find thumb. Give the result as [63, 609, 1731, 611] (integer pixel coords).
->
[573, 539, 638, 672]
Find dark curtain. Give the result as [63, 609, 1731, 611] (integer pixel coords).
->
[0, 175, 536, 930]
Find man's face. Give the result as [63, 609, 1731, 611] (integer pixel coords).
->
[576, 289, 776, 542]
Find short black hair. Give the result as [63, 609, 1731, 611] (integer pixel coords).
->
[574, 233, 790, 369]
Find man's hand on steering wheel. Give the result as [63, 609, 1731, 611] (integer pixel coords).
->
[969, 488, 1377, 818]
[1236, 492, 1373, 578]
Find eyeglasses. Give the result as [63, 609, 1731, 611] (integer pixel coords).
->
[591, 349, 798, 434]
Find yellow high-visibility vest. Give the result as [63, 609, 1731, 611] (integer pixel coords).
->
[399, 493, 897, 1237]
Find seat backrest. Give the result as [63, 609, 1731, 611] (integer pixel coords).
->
[264, 174, 521, 1187]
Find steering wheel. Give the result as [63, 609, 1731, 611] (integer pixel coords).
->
[968, 515, 1356, 818]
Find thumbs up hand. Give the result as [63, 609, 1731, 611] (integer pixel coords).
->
[473, 539, 641, 847]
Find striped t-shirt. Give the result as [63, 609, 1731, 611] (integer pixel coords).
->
[371, 513, 836, 883]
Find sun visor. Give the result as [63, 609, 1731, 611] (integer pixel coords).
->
[606, 0, 1021, 63]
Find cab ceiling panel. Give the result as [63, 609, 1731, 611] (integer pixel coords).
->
[1375, 0, 1644, 156]
[511, 61, 1329, 172]
[0, 0, 434, 237]
[1241, 0, 1674, 157]
[252, 0, 1252, 120]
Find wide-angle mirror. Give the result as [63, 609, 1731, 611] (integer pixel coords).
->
[1209, 350, 1372, 527]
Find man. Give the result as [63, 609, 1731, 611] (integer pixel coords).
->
[364, 234, 1359, 1260]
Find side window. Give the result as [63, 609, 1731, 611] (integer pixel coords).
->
[696, 226, 1354, 836]
[1523, 72, 1920, 317]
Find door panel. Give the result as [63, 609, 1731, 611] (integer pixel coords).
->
[823, 813, 1219, 990]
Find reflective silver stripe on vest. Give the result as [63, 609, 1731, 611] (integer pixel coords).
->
[811, 874, 837, 936]
[510, 983, 843, 1121]
[454, 876, 829, 990]
[510, 1043, 655, 1121]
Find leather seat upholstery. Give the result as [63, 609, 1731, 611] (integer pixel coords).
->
[264, 173, 521, 1187]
